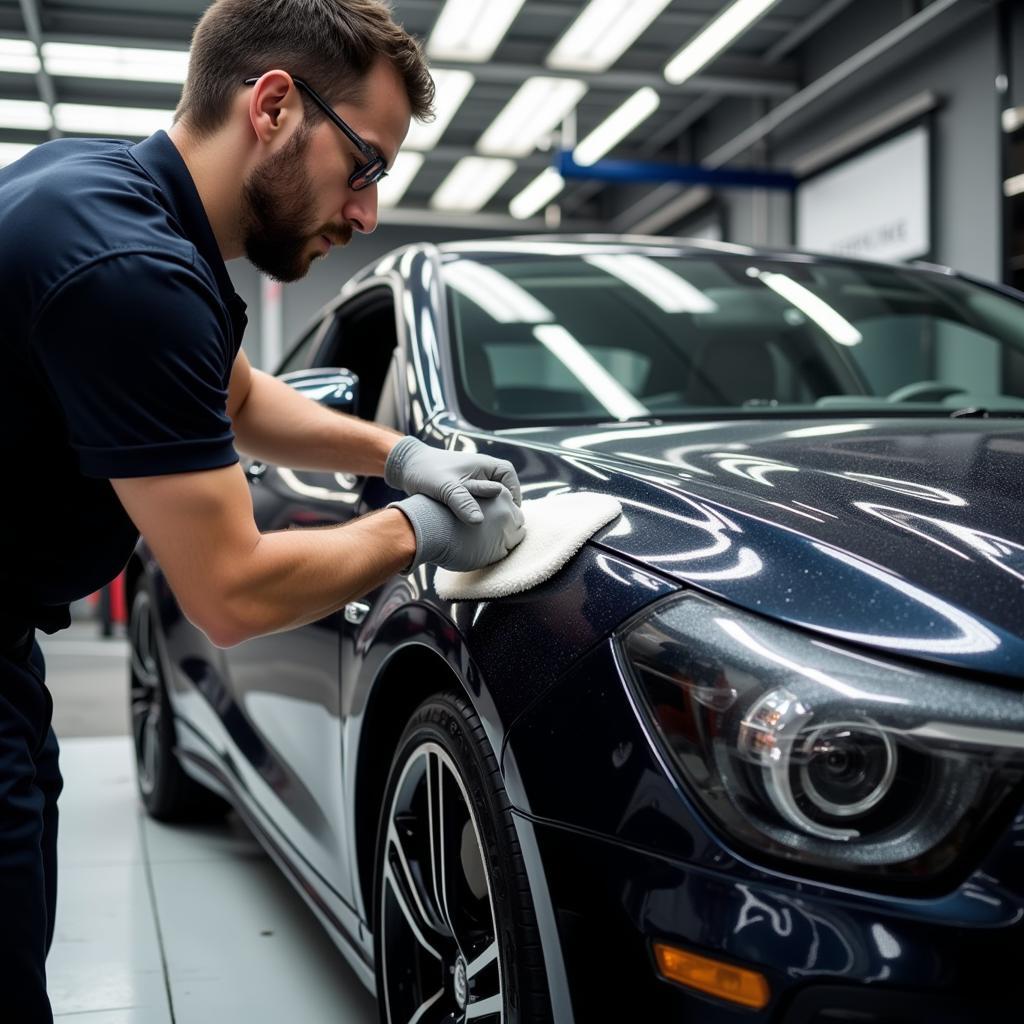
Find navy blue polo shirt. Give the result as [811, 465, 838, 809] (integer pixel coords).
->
[0, 130, 248, 633]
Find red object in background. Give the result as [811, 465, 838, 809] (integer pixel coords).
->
[87, 570, 127, 632]
[108, 571, 126, 624]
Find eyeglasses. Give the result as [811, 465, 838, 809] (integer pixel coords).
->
[243, 75, 389, 191]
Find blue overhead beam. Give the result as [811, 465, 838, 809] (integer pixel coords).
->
[556, 151, 798, 191]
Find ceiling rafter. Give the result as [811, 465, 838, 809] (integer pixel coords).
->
[16, 0, 57, 139]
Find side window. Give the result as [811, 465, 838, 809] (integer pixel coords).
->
[318, 287, 399, 420]
[275, 320, 327, 376]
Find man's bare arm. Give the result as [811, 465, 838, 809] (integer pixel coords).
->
[227, 350, 401, 476]
[112, 464, 416, 648]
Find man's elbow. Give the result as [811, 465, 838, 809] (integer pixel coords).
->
[180, 592, 262, 650]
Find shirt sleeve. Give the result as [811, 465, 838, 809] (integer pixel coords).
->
[32, 251, 241, 479]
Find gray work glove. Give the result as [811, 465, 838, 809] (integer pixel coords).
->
[390, 487, 526, 574]
[385, 436, 522, 525]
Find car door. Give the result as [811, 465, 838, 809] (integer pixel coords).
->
[221, 283, 400, 903]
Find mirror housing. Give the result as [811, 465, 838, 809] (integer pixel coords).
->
[279, 368, 359, 415]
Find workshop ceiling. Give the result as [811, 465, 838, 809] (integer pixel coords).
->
[0, 0, 852, 225]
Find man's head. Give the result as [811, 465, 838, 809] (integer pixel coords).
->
[175, 0, 434, 281]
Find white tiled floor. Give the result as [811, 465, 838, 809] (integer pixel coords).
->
[39, 625, 378, 1023]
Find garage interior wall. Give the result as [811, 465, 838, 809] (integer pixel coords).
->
[609, 0, 1001, 282]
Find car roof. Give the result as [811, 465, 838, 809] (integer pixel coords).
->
[346, 234, 961, 292]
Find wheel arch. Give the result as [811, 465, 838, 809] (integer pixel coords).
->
[354, 641, 468, 926]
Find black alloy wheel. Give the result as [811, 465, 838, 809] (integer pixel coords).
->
[128, 579, 225, 821]
[374, 692, 551, 1024]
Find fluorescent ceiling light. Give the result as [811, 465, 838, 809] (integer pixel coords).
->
[0, 37, 40, 74]
[377, 151, 424, 208]
[573, 87, 660, 166]
[53, 103, 174, 137]
[757, 271, 862, 346]
[665, 0, 780, 86]
[585, 254, 718, 313]
[428, 0, 527, 62]
[1004, 173, 1024, 198]
[445, 261, 553, 323]
[0, 142, 35, 167]
[0, 98, 52, 131]
[42, 42, 189, 83]
[478, 76, 587, 158]
[548, 0, 673, 72]
[509, 168, 565, 219]
[533, 324, 649, 420]
[404, 69, 474, 151]
[431, 156, 516, 212]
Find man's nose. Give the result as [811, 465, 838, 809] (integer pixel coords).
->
[343, 188, 378, 235]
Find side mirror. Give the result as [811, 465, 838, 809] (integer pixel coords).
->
[279, 368, 360, 415]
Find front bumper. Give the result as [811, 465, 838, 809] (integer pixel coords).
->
[502, 640, 1024, 1021]
[518, 813, 1020, 1022]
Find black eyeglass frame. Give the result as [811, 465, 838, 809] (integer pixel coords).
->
[243, 75, 389, 191]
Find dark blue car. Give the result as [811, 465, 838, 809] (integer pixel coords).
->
[128, 237, 1024, 1023]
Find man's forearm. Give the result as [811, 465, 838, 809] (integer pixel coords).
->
[218, 507, 416, 645]
[231, 367, 402, 476]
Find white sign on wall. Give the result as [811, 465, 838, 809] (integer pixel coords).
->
[796, 126, 930, 262]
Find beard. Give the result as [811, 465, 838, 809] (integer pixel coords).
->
[241, 126, 352, 283]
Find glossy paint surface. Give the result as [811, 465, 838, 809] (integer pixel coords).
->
[139, 236, 1024, 1021]
[466, 417, 1024, 680]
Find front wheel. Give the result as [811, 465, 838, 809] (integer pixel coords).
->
[373, 692, 551, 1023]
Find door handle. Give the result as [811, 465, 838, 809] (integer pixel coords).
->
[344, 601, 371, 626]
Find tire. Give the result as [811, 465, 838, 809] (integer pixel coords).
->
[373, 691, 552, 1024]
[128, 578, 227, 822]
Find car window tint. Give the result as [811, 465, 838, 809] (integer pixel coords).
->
[444, 254, 1024, 428]
[276, 322, 324, 376]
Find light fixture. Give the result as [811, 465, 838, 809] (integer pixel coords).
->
[756, 271, 863, 346]
[404, 69, 474, 151]
[445, 261, 553, 324]
[509, 168, 565, 220]
[573, 87, 660, 166]
[584, 254, 718, 313]
[377, 151, 425, 208]
[0, 141, 35, 167]
[547, 0, 672, 72]
[477, 76, 587, 157]
[42, 42, 189, 83]
[533, 324, 649, 420]
[53, 103, 174, 137]
[0, 98, 52, 131]
[0, 37, 40, 74]
[664, 0, 780, 86]
[430, 156, 516, 212]
[427, 0, 527, 63]
[1004, 173, 1024, 198]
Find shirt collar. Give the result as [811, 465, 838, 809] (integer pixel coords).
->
[129, 130, 241, 310]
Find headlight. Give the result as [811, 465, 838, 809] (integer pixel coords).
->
[619, 593, 1024, 886]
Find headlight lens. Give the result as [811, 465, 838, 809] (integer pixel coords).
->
[619, 593, 1024, 884]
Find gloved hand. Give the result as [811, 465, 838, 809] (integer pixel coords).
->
[390, 486, 526, 574]
[385, 436, 522, 525]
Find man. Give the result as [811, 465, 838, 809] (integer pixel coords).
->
[0, 1, 525, 1019]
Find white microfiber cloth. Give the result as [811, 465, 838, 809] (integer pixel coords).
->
[435, 491, 622, 601]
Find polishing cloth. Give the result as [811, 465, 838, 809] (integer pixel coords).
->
[435, 491, 622, 601]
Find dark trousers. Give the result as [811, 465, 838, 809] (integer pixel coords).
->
[0, 630, 62, 1024]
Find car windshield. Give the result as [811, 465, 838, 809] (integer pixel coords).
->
[443, 250, 1024, 427]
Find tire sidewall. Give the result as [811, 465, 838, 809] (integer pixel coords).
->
[373, 691, 549, 1024]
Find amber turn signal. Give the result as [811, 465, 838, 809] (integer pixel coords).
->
[653, 942, 770, 1010]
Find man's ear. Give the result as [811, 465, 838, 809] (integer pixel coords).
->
[248, 70, 301, 142]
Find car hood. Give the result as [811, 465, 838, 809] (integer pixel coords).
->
[491, 417, 1024, 681]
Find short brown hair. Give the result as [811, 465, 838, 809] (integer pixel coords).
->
[175, 0, 434, 137]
